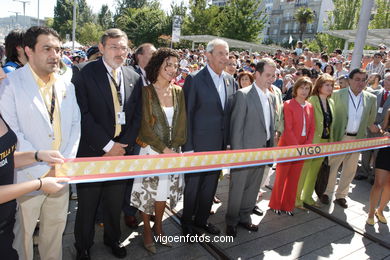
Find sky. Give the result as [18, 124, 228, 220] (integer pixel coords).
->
[1, 0, 186, 19]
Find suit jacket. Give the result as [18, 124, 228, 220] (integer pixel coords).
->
[372, 88, 390, 125]
[307, 95, 335, 143]
[72, 58, 142, 157]
[279, 98, 315, 146]
[0, 64, 81, 184]
[271, 85, 284, 134]
[331, 88, 377, 141]
[182, 67, 236, 152]
[230, 84, 275, 150]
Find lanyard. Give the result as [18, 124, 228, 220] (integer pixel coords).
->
[348, 91, 362, 112]
[45, 85, 56, 125]
[107, 70, 123, 107]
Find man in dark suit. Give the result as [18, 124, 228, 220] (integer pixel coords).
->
[72, 28, 142, 260]
[182, 39, 236, 236]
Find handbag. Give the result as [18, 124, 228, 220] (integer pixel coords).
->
[315, 157, 330, 197]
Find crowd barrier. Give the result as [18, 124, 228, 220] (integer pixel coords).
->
[55, 137, 390, 183]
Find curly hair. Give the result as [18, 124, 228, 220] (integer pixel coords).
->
[145, 48, 180, 84]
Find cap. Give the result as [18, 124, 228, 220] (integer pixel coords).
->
[86, 45, 99, 59]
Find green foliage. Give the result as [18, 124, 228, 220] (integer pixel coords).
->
[116, 7, 168, 46]
[53, 0, 97, 39]
[78, 22, 104, 45]
[306, 0, 361, 52]
[294, 7, 315, 41]
[181, 0, 221, 36]
[217, 0, 266, 42]
[370, 0, 390, 29]
[98, 4, 114, 29]
[53, 0, 73, 38]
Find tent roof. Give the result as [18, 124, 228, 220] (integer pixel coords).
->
[179, 35, 285, 53]
[322, 29, 390, 47]
[62, 41, 83, 48]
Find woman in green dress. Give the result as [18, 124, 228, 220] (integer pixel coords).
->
[296, 73, 335, 208]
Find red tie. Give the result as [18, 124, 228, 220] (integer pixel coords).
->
[384, 91, 388, 101]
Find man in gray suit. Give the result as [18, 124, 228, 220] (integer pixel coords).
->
[226, 58, 277, 237]
[357, 72, 390, 180]
[182, 39, 236, 237]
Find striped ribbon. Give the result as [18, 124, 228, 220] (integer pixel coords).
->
[55, 137, 390, 183]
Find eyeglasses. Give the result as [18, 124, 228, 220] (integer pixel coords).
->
[107, 46, 128, 52]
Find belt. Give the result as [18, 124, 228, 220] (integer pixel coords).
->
[346, 133, 357, 136]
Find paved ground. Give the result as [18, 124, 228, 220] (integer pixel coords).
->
[33, 167, 390, 260]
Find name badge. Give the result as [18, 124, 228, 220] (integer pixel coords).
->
[378, 107, 384, 113]
[117, 112, 126, 125]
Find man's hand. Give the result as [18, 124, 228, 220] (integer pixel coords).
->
[104, 142, 128, 156]
[163, 147, 176, 154]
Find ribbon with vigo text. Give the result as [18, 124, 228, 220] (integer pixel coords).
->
[56, 137, 390, 183]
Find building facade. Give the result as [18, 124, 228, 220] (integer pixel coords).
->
[268, 0, 334, 44]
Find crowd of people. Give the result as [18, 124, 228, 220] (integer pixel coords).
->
[0, 26, 389, 260]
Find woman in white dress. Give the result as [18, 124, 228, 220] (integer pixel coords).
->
[131, 48, 186, 253]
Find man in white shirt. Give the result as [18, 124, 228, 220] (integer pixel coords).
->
[322, 68, 377, 208]
[226, 58, 276, 237]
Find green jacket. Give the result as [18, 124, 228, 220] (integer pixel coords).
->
[331, 87, 377, 141]
[307, 95, 335, 143]
[138, 84, 187, 153]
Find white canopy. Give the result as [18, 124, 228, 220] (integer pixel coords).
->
[179, 35, 286, 53]
[62, 41, 83, 49]
[322, 29, 390, 47]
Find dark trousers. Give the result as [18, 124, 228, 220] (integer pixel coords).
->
[122, 179, 138, 216]
[74, 180, 127, 250]
[182, 170, 220, 226]
[0, 203, 18, 260]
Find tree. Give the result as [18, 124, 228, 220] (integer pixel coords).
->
[78, 22, 104, 45]
[217, 0, 266, 42]
[294, 7, 315, 41]
[182, 0, 220, 36]
[53, 0, 73, 38]
[370, 0, 390, 29]
[116, 7, 168, 46]
[98, 4, 113, 29]
[78, 0, 96, 26]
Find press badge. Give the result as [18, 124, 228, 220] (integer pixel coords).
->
[117, 112, 126, 125]
[378, 107, 383, 113]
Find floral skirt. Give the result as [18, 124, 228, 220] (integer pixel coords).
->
[130, 145, 184, 215]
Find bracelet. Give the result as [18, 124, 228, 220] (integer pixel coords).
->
[34, 151, 43, 162]
[36, 178, 42, 191]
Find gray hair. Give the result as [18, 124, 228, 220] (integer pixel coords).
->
[206, 39, 229, 53]
[384, 72, 390, 80]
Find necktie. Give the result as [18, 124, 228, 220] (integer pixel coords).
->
[110, 69, 121, 137]
[384, 91, 388, 102]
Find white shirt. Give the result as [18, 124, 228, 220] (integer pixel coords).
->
[301, 103, 306, 136]
[102, 59, 125, 153]
[346, 88, 364, 134]
[207, 65, 226, 109]
[254, 83, 271, 141]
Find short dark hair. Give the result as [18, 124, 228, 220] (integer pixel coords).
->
[293, 77, 313, 98]
[370, 73, 381, 82]
[24, 26, 60, 50]
[237, 71, 254, 88]
[255, 58, 276, 74]
[100, 28, 127, 46]
[322, 64, 334, 76]
[349, 68, 367, 79]
[5, 29, 25, 63]
[145, 48, 180, 84]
